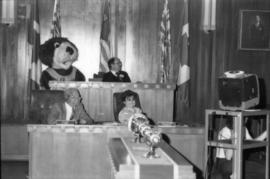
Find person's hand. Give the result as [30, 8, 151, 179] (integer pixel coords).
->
[133, 113, 145, 119]
[135, 108, 142, 114]
[255, 130, 267, 141]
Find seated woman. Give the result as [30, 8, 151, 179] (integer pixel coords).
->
[47, 88, 94, 125]
[118, 91, 142, 125]
[211, 118, 267, 179]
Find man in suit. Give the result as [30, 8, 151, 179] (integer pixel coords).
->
[47, 88, 94, 124]
[102, 57, 131, 82]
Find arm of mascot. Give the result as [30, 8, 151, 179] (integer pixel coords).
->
[40, 71, 53, 89]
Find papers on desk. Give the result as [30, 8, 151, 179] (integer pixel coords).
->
[101, 122, 120, 126]
[157, 122, 176, 127]
[157, 122, 189, 127]
[56, 120, 76, 125]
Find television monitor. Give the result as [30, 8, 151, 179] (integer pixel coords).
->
[218, 73, 260, 111]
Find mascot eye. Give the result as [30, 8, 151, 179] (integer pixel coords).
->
[54, 42, 60, 48]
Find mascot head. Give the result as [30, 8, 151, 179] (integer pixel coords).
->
[39, 37, 78, 70]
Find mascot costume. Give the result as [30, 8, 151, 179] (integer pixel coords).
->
[39, 37, 85, 89]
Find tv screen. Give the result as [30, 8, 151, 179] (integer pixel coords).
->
[218, 73, 260, 111]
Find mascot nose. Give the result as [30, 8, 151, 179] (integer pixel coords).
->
[66, 46, 74, 55]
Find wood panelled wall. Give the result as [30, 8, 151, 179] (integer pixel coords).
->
[184, 0, 270, 125]
[37, 0, 163, 83]
[1, 0, 30, 123]
[225, 0, 270, 107]
[1, 0, 270, 124]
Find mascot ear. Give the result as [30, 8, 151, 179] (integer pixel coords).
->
[39, 39, 56, 67]
[54, 42, 60, 48]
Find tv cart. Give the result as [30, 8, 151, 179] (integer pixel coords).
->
[204, 109, 269, 179]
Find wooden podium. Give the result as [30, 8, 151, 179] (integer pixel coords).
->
[27, 124, 196, 179]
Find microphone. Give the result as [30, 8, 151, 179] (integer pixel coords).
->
[127, 113, 161, 147]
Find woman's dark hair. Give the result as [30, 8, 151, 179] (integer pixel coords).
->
[121, 90, 136, 102]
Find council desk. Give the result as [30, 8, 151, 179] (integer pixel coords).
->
[49, 81, 175, 123]
[27, 124, 196, 179]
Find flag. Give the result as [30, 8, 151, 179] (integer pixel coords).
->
[160, 0, 172, 83]
[27, 0, 41, 90]
[99, 0, 111, 72]
[177, 0, 190, 106]
[50, 0, 61, 38]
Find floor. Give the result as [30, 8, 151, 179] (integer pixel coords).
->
[1, 161, 28, 179]
[1, 158, 266, 179]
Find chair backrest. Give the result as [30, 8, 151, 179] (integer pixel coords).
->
[113, 90, 141, 122]
[29, 90, 64, 124]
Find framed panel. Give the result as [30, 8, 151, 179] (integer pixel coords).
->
[239, 10, 270, 51]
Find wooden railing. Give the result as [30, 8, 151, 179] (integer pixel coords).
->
[49, 81, 176, 123]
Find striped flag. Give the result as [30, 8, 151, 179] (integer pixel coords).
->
[27, 0, 41, 90]
[160, 0, 172, 83]
[99, 0, 111, 72]
[51, 0, 61, 38]
[177, 0, 190, 106]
